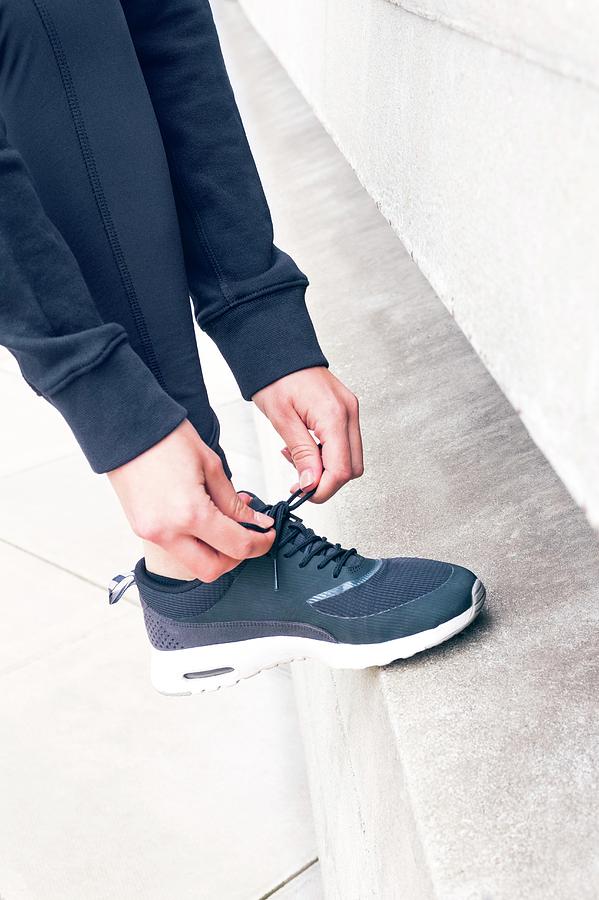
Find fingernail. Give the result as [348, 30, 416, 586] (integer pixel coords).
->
[300, 469, 314, 489]
[254, 511, 274, 527]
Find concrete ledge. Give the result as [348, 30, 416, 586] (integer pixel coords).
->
[214, 3, 599, 897]
[384, 0, 599, 86]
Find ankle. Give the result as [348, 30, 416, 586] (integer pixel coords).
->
[142, 541, 195, 581]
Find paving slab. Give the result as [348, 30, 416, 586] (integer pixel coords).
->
[0, 452, 139, 587]
[0, 369, 78, 477]
[270, 863, 324, 899]
[0, 541, 107, 677]
[0, 596, 316, 900]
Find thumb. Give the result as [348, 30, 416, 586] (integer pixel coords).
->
[278, 414, 323, 491]
[204, 462, 274, 529]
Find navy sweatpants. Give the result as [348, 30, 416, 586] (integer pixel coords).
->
[0, 0, 327, 473]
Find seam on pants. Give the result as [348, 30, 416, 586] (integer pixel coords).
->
[169, 166, 234, 306]
[30, 0, 167, 389]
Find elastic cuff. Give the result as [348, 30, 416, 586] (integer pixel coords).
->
[203, 288, 329, 400]
[48, 341, 187, 473]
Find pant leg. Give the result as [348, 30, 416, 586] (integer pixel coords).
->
[119, 0, 328, 402]
[0, 0, 230, 472]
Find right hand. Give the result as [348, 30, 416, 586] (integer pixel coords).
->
[108, 420, 275, 581]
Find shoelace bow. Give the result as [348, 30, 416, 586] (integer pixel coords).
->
[251, 487, 357, 590]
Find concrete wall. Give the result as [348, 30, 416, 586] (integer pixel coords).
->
[237, 0, 599, 528]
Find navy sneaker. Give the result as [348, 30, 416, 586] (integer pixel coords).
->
[109, 489, 486, 695]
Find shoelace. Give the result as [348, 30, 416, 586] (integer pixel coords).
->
[248, 487, 357, 590]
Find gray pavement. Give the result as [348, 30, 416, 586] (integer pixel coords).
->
[0, 335, 322, 900]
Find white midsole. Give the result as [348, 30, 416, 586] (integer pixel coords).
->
[150, 579, 485, 695]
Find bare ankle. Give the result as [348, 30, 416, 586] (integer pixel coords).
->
[143, 541, 196, 581]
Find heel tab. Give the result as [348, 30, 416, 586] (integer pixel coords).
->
[108, 572, 136, 605]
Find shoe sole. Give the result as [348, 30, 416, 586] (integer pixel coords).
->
[151, 578, 486, 696]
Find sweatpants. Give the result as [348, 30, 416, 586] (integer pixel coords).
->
[0, 0, 327, 473]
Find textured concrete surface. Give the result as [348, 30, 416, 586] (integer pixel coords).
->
[271, 863, 324, 899]
[0, 342, 319, 900]
[385, 0, 599, 85]
[237, 0, 599, 534]
[215, 2, 599, 896]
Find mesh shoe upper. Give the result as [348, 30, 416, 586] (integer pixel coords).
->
[310, 557, 452, 618]
[136, 566, 235, 619]
[128, 489, 477, 648]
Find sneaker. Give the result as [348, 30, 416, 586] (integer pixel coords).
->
[109, 489, 486, 695]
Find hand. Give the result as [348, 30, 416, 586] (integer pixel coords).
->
[252, 367, 364, 503]
[108, 420, 274, 581]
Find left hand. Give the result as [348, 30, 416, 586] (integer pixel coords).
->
[252, 366, 364, 503]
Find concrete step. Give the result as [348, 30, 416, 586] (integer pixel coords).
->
[213, 2, 599, 898]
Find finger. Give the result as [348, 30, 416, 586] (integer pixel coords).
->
[237, 490, 262, 508]
[277, 413, 323, 491]
[237, 491, 275, 531]
[281, 448, 303, 493]
[191, 494, 275, 559]
[310, 415, 352, 503]
[203, 456, 274, 529]
[347, 397, 364, 478]
[281, 447, 294, 466]
[165, 533, 242, 582]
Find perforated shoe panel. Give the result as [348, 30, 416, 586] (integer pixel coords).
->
[143, 606, 185, 650]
